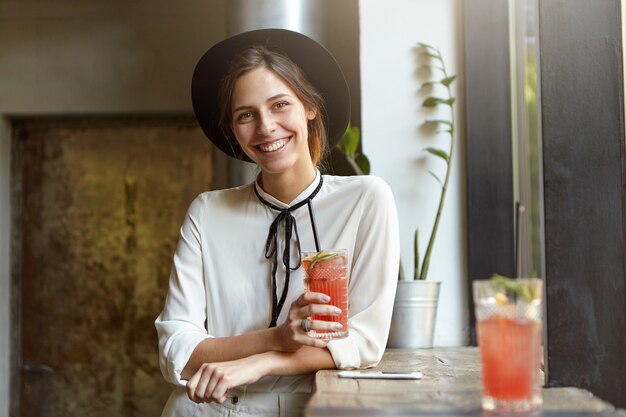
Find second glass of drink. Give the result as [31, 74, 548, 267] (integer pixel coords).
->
[473, 277, 543, 412]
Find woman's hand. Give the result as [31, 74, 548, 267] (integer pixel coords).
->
[186, 355, 265, 404]
[273, 291, 343, 352]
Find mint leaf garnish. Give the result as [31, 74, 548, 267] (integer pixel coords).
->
[491, 274, 537, 302]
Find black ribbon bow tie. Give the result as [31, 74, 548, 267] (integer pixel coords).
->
[254, 176, 323, 327]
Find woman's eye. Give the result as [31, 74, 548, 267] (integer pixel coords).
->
[237, 112, 253, 121]
[274, 101, 289, 109]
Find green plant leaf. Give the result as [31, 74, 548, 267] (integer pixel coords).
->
[421, 81, 437, 88]
[427, 170, 443, 187]
[419, 64, 444, 72]
[436, 129, 454, 135]
[414, 229, 421, 280]
[422, 97, 447, 107]
[444, 97, 456, 106]
[424, 147, 449, 162]
[425, 119, 453, 127]
[422, 97, 439, 107]
[417, 42, 436, 51]
[355, 154, 371, 175]
[441, 75, 457, 86]
[420, 52, 442, 61]
[338, 124, 360, 157]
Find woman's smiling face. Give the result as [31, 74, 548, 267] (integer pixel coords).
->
[230, 67, 316, 176]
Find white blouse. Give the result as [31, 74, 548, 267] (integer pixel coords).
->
[155, 171, 400, 394]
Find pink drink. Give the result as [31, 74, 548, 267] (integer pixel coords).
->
[478, 317, 542, 402]
[302, 250, 349, 340]
[474, 278, 543, 411]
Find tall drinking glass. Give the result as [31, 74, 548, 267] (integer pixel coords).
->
[302, 249, 349, 340]
[473, 278, 543, 412]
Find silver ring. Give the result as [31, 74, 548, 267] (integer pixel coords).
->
[301, 318, 310, 333]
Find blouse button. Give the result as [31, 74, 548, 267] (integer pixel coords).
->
[231, 395, 239, 404]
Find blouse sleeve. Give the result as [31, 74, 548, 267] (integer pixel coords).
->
[154, 195, 211, 386]
[327, 176, 400, 369]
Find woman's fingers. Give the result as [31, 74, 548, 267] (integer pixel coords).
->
[276, 291, 346, 352]
[186, 364, 226, 404]
[186, 364, 208, 403]
[300, 303, 342, 318]
[186, 357, 265, 404]
[293, 291, 330, 307]
[210, 374, 231, 403]
[290, 292, 342, 326]
[202, 367, 224, 403]
[186, 368, 201, 402]
[306, 318, 344, 332]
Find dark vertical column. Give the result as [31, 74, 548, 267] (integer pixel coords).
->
[464, 0, 515, 344]
[538, 0, 626, 407]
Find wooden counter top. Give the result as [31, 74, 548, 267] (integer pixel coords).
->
[305, 347, 626, 417]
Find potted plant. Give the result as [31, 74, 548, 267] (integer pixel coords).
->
[387, 42, 457, 348]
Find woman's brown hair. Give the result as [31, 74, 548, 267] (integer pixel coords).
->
[217, 45, 328, 166]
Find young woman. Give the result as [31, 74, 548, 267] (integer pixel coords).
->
[155, 29, 400, 417]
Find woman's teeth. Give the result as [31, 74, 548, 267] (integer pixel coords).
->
[258, 138, 288, 152]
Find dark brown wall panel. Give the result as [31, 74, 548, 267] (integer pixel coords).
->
[13, 117, 214, 416]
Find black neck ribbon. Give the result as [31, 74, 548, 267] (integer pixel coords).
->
[254, 175, 323, 327]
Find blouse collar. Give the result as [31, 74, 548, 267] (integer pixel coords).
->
[253, 169, 321, 209]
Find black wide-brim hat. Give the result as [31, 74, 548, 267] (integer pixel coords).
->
[191, 28, 350, 161]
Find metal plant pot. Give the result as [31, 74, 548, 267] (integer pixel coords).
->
[387, 280, 441, 348]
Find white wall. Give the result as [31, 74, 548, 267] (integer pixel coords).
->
[359, 0, 468, 346]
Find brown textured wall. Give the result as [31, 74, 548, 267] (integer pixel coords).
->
[16, 117, 214, 417]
